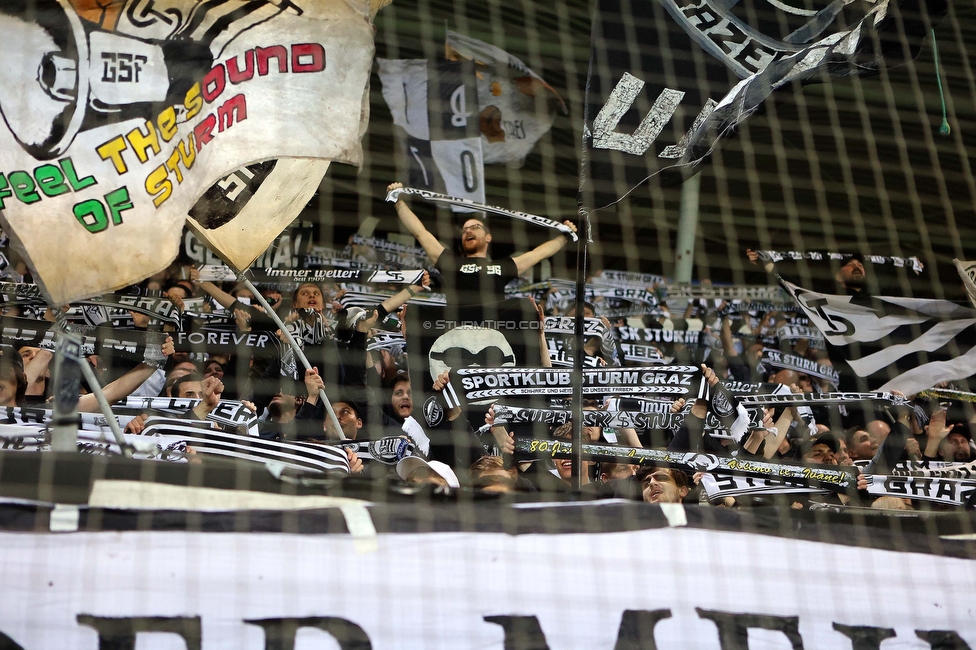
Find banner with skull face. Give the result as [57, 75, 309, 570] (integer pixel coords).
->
[0, 0, 377, 304]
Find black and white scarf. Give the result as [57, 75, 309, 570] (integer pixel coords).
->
[198, 265, 426, 286]
[664, 284, 785, 301]
[513, 437, 859, 488]
[386, 187, 578, 242]
[757, 349, 840, 387]
[447, 366, 700, 405]
[756, 250, 924, 274]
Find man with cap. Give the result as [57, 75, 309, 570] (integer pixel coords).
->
[940, 429, 975, 463]
[329, 398, 364, 440]
[396, 456, 460, 488]
[920, 407, 974, 463]
[834, 253, 866, 294]
[800, 432, 840, 465]
[256, 377, 304, 440]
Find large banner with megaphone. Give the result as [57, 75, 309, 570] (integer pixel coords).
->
[0, 0, 376, 305]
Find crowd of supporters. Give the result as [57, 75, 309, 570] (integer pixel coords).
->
[1, 194, 975, 513]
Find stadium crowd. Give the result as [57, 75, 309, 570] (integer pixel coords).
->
[1, 185, 974, 513]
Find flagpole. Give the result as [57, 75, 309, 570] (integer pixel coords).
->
[50, 314, 132, 456]
[674, 174, 700, 284]
[573, 38, 598, 491]
[75, 357, 133, 456]
[49, 329, 82, 452]
[238, 275, 346, 440]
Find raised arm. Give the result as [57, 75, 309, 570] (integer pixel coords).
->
[356, 271, 431, 332]
[23, 348, 53, 397]
[746, 248, 775, 274]
[190, 267, 237, 310]
[190, 375, 224, 420]
[512, 220, 577, 275]
[388, 182, 445, 264]
[78, 337, 174, 412]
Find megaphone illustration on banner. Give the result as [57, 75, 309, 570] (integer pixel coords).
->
[0, 0, 302, 161]
[0, 0, 91, 160]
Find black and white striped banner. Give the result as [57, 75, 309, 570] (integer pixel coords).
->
[338, 289, 446, 309]
[79, 295, 182, 327]
[0, 284, 182, 326]
[142, 423, 350, 474]
[718, 300, 801, 316]
[886, 458, 976, 480]
[702, 470, 976, 508]
[114, 397, 259, 435]
[586, 287, 658, 304]
[0, 406, 134, 434]
[385, 187, 578, 242]
[735, 391, 908, 408]
[171, 328, 280, 355]
[776, 325, 824, 343]
[603, 397, 675, 413]
[492, 404, 677, 430]
[597, 305, 668, 318]
[603, 397, 763, 437]
[0, 281, 44, 301]
[591, 269, 667, 288]
[1, 317, 172, 365]
[545, 347, 603, 368]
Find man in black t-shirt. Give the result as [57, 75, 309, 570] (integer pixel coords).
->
[388, 181, 576, 327]
[388, 182, 577, 440]
[388, 182, 576, 298]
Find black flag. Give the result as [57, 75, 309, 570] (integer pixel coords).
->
[583, 0, 946, 209]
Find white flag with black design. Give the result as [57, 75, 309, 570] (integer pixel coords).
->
[187, 158, 330, 273]
[954, 259, 976, 310]
[0, 0, 378, 304]
[781, 278, 976, 395]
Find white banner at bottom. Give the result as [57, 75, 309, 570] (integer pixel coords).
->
[0, 525, 974, 648]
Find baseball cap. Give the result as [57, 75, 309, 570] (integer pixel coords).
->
[396, 457, 460, 488]
[800, 432, 840, 455]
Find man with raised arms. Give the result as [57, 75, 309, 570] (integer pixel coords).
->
[387, 181, 577, 311]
